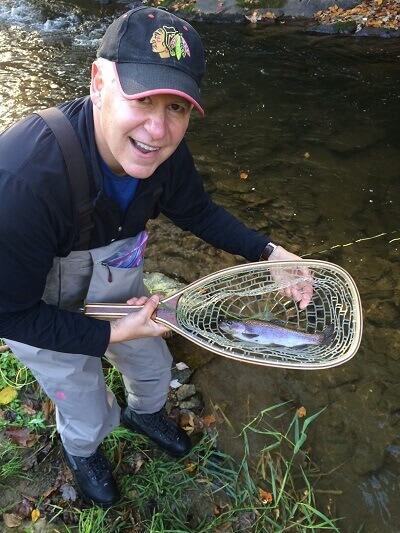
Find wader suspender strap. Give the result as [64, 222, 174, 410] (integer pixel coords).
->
[35, 107, 94, 250]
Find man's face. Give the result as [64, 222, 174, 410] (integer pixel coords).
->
[91, 65, 192, 178]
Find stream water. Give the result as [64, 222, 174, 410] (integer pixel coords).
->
[0, 0, 399, 530]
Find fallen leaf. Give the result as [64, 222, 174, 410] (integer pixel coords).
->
[245, 11, 259, 23]
[3, 513, 22, 528]
[240, 172, 248, 179]
[60, 483, 77, 502]
[259, 488, 273, 504]
[31, 509, 40, 523]
[41, 400, 54, 419]
[185, 462, 196, 473]
[14, 498, 32, 519]
[21, 403, 36, 415]
[0, 386, 18, 405]
[297, 406, 307, 418]
[5, 427, 39, 447]
[170, 379, 182, 389]
[133, 453, 145, 474]
[203, 414, 217, 428]
[175, 362, 189, 371]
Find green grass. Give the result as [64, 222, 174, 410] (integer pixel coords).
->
[92, 402, 340, 531]
[0, 347, 35, 390]
[0, 439, 27, 485]
[0, 345, 340, 531]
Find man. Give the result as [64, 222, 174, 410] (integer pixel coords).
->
[0, 6, 312, 507]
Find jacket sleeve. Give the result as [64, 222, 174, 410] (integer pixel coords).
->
[0, 169, 110, 356]
[160, 141, 270, 262]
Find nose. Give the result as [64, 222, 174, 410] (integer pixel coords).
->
[144, 109, 167, 140]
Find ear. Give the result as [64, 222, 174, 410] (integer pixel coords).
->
[90, 62, 104, 108]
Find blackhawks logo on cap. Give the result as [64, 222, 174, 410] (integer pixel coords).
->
[150, 26, 191, 60]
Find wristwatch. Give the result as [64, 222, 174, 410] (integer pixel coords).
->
[259, 242, 279, 261]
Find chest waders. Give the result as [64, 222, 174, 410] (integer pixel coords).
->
[3, 110, 173, 457]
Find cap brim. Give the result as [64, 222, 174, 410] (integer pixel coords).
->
[113, 63, 204, 116]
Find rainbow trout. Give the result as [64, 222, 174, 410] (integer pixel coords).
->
[219, 319, 334, 348]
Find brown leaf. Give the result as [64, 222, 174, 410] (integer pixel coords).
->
[3, 513, 22, 528]
[41, 400, 54, 419]
[203, 414, 217, 428]
[5, 427, 39, 447]
[14, 498, 33, 519]
[259, 488, 273, 503]
[133, 453, 145, 474]
[180, 412, 195, 428]
[21, 403, 36, 415]
[297, 406, 307, 418]
[60, 483, 77, 502]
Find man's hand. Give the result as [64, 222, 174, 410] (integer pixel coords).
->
[266, 245, 313, 310]
[109, 295, 171, 343]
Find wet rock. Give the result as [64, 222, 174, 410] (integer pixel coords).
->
[364, 301, 399, 328]
[177, 384, 197, 401]
[180, 394, 204, 411]
[308, 21, 356, 34]
[355, 26, 400, 38]
[327, 124, 387, 154]
[143, 271, 185, 297]
[352, 439, 386, 476]
[171, 366, 194, 385]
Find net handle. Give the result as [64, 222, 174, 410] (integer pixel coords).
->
[84, 293, 181, 329]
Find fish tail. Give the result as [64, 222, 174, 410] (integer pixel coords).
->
[321, 324, 335, 345]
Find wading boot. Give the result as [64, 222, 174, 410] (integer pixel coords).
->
[62, 446, 120, 507]
[121, 407, 192, 457]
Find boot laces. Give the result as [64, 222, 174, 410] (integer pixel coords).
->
[142, 410, 177, 441]
[81, 452, 110, 483]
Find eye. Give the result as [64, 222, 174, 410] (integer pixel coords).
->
[169, 101, 191, 115]
[136, 97, 151, 104]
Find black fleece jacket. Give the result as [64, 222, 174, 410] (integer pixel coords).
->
[0, 97, 270, 357]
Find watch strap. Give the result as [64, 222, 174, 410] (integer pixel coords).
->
[259, 242, 279, 261]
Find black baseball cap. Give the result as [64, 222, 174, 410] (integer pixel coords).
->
[97, 6, 205, 115]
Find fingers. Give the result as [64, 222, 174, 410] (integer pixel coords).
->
[109, 295, 171, 343]
[126, 295, 150, 306]
[277, 267, 314, 310]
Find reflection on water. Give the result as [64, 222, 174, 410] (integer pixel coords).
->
[0, 0, 400, 529]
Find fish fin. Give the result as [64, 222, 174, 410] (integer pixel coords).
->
[242, 333, 259, 339]
[321, 324, 335, 345]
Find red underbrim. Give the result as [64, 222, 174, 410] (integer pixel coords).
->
[112, 63, 204, 117]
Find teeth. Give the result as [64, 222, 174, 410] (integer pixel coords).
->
[135, 140, 158, 152]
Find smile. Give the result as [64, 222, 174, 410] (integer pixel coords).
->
[133, 140, 159, 154]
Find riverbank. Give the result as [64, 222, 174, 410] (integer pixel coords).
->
[122, 0, 400, 37]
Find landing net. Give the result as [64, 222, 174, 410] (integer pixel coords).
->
[173, 260, 362, 369]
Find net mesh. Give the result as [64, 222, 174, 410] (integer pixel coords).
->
[173, 261, 362, 369]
